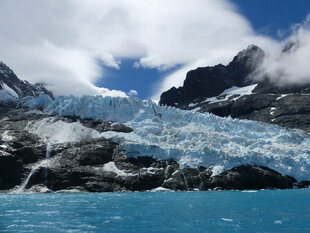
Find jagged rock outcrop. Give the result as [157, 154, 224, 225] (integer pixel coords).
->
[159, 45, 310, 132]
[205, 165, 296, 190]
[160, 45, 264, 107]
[0, 61, 53, 99]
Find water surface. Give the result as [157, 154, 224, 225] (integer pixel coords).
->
[1, 189, 310, 232]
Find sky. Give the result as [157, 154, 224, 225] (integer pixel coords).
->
[231, 0, 310, 38]
[0, 0, 310, 100]
[101, 0, 310, 99]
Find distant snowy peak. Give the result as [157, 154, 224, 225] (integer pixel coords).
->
[0, 61, 53, 100]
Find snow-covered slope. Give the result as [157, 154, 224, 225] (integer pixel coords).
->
[188, 83, 258, 111]
[0, 90, 17, 102]
[0, 81, 19, 102]
[20, 94, 310, 181]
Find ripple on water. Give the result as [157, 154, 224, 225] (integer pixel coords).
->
[0, 190, 309, 232]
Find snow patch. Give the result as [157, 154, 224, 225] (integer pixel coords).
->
[142, 167, 163, 174]
[26, 118, 101, 144]
[202, 84, 258, 104]
[0, 90, 17, 102]
[191, 107, 201, 112]
[2, 83, 19, 98]
[211, 165, 225, 176]
[276, 94, 290, 101]
[188, 103, 197, 107]
[270, 107, 276, 116]
[102, 162, 134, 177]
[2, 130, 14, 142]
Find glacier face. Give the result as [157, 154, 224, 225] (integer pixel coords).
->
[20, 94, 310, 181]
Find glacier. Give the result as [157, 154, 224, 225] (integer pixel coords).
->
[18, 94, 310, 181]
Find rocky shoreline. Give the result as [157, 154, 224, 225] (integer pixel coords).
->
[1, 105, 309, 194]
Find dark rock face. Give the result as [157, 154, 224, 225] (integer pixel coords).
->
[0, 105, 305, 193]
[0, 108, 47, 190]
[160, 45, 264, 107]
[79, 119, 133, 133]
[195, 94, 310, 132]
[0, 61, 53, 98]
[159, 45, 310, 132]
[206, 165, 296, 190]
[252, 79, 310, 95]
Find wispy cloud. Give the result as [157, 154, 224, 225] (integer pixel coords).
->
[127, 90, 138, 97]
[254, 15, 310, 86]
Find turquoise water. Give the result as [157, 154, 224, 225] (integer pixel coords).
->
[0, 189, 310, 232]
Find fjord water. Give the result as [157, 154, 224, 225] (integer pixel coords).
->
[1, 190, 310, 233]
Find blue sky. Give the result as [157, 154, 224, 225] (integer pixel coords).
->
[96, 60, 182, 100]
[232, 0, 310, 38]
[99, 0, 310, 100]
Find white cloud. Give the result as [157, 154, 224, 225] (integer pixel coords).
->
[254, 16, 310, 86]
[128, 90, 138, 96]
[0, 0, 289, 99]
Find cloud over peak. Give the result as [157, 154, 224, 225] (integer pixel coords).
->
[252, 15, 310, 87]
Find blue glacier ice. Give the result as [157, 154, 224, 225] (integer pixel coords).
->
[19, 94, 310, 181]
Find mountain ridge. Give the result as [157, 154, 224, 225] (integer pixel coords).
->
[159, 45, 310, 132]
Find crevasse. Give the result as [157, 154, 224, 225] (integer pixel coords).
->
[20, 94, 310, 181]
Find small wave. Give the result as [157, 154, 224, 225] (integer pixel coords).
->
[221, 218, 233, 222]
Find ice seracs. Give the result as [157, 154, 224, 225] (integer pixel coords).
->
[21, 94, 310, 181]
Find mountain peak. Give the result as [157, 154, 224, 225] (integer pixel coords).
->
[0, 61, 53, 100]
[232, 44, 264, 64]
[159, 45, 263, 107]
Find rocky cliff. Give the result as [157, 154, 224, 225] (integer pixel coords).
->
[159, 45, 310, 132]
